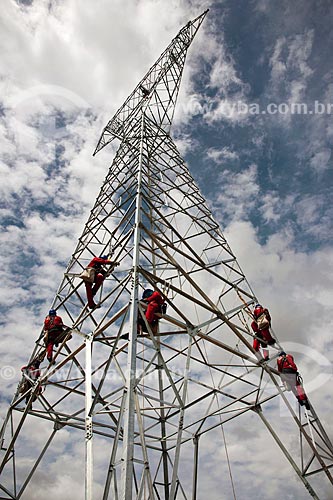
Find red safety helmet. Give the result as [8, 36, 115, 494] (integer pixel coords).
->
[253, 304, 263, 317]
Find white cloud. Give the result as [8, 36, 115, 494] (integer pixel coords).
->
[269, 31, 314, 90]
[207, 146, 239, 163]
[268, 30, 314, 125]
[269, 37, 287, 83]
[309, 148, 331, 174]
[286, 31, 314, 79]
[209, 48, 243, 91]
[212, 164, 259, 221]
[174, 133, 198, 156]
[260, 192, 282, 223]
[0, 0, 205, 115]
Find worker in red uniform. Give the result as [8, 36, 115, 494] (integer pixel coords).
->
[43, 309, 69, 363]
[20, 358, 42, 405]
[84, 255, 119, 309]
[277, 352, 310, 410]
[251, 303, 276, 361]
[138, 289, 166, 335]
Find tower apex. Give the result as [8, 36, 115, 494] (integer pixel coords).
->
[93, 9, 209, 155]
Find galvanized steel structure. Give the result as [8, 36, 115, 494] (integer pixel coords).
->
[1, 10, 333, 500]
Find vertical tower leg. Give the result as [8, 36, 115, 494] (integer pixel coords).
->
[85, 334, 93, 500]
[192, 435, 199, 500]
[120, 112, 146, 500]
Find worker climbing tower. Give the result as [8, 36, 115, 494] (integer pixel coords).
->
[1, 10, 333, 500]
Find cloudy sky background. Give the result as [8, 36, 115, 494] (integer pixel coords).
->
[0, 0, 333, 498]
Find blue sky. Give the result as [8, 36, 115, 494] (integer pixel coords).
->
[0, 0, 333, 498]
[177, 0, 333, 251]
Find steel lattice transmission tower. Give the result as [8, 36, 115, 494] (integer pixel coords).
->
[1, 10, 333, 500]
